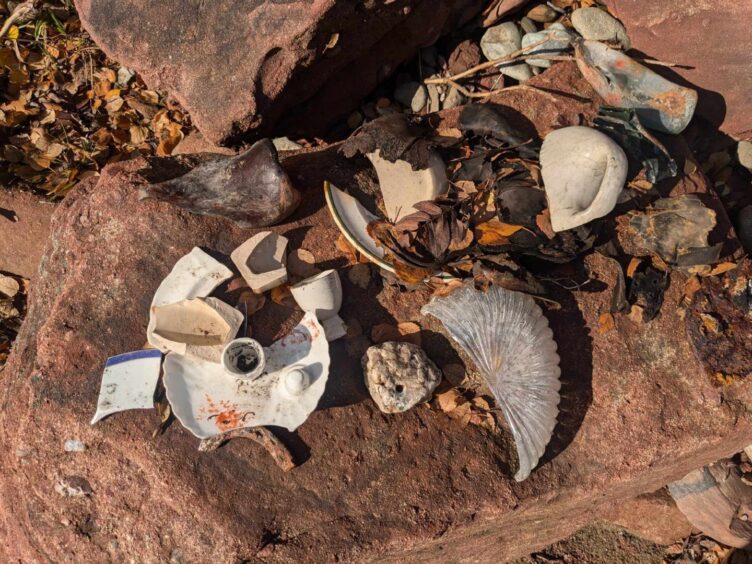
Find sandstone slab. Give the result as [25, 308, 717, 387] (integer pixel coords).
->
[0, 189, 54, 279]
[2, 64, 752, 562]
[610, 0, 752, 138]
[74, 0, 483, 145]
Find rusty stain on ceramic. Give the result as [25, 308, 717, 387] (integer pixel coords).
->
[230, 231, 289, 293]
[163, 313, 329, 437]
[91, 349, 163, 424]
[575, 40, 697, 134]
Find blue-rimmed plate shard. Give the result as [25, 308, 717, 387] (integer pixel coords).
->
[91, 349, 163, 424]
[422, 285, 561, 481]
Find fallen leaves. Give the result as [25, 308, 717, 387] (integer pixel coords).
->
[434, 388, 497, 431]
[474, 218, 524, 246]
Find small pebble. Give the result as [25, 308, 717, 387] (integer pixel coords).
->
[426, 78, 441, 113]
[571, 7, 631, 50]
[64, 439, 86, 452]
[0, 274, 19, 298]
[519, 16, 537, 35]
[442, 86, 466, 110]
[526, 4, 557, 23]
[480, 22, 533, 82]
[116, 66, 135, 86]
[55, 476, 93, 497]
[522, 23, 576, 68]
[737, 140, 752, 172]
[394, 81, 427, 113]
[272, 137, 303, 152]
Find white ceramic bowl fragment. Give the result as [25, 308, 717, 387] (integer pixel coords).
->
[366, 148, 448, 222]
[91, 349, 163, 424]
[163, 313, 330, 436]
[221, 338, 266, 380]
[230, 231, 288, 293]
[540, 126, 628, 232]
[290, 269, 346, 341]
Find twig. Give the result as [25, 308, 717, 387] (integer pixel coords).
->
[0, 0, 35, 40]
[634, 57, 693, 70]
[198, 426, 295, 472]
[425, 35, 555, 85]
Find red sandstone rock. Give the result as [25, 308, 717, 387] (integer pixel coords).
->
[603, 490, 694, 546]
[609, 0, 752, 138]
[0, 189, 54, 279]
[73, 0, 484, 145]
[2, 64, 752, 562]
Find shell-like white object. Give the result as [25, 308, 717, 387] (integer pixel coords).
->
[91, 349, 163, 424]
[230, 231, 288, 293]
[366, 149, 448, 222]
[148, 297, 243, 362]
[540, 126, 628, 232]
[163, 313, 329, 436]
[290, 270, 346, 341]
[421, 285, 561, 481]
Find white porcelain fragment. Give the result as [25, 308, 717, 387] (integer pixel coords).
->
[366, 149, 448, 222]
[421, 285, 561, 481]
[290, 270, 346, 341]
[149, 297, 243, 362]
[221, 338, 266, 380]
[324, 182, 393, 272]
[91, 349, 163, 424]
[163, 313, 329, 436]
[230, 231, 288, 293]
[540, 126, 628, 232]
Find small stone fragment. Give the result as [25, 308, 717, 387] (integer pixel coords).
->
[64, 439, 86, 452]
[447, 39, 482, 76]
[522, 23, 576, 68]
[394, 82, 427, 113]
[571, 7, 631, 50]
[362, 341, 442, 413]
[480, 22, 533, 82]
[526, 4, 557, 23]
[272, 137, 303, 152]
[426, 80, 441, 113]
[55, 476, 93, 497]
[519, 16, 537, 35]
[347, 263, 371, 289]
[442, 86, 466, 110]
[737, 140, 752, 172]
[0, 274, 19, 298]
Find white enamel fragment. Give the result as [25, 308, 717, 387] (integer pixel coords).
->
[540, 126, 628, 232]
[421, 285, 561, 481]
[91, 349, 163, 424]
[230, 231, 289, 293]
[163, 313, 330, 437]
[290, 270, 346, 341]
[366, 149, 448, 222]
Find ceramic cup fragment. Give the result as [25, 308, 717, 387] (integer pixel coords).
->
[91, 349, 163, 424]
[540, 126, 628, 232]
[422, 285, 561, 481]
[290, 269, 347, 341]
[230, 231, 289, 293]
[221, 338, 266, 380]
[575, 40, 698, 134]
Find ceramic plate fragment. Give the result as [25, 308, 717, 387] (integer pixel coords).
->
[91, 349, 163, 424]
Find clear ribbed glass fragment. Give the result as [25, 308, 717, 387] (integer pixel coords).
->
[421, 285, 561, 481]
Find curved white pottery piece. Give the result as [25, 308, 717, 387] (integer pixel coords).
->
[290, 270, 346, 341]
[230, 231, 288, 293]
[221, 338, 266, 379]
[421, 285, 561, 481]
[366, 149, 449, 222]
[540, 126, 628, 232]
[164, 313, 330, 437]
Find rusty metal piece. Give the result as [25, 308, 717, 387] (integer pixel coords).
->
[575, 40, 697, 134]
[199, 427, 295, 472]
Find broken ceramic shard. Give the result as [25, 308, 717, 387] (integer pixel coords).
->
[366, 148, 448, 222]
[163, 313, 329, 437]
[541, 126, 628, 232]
[421, 285, 561, 481]
[628, 194, 720, 267]
[324, 182, 394, 272]
[91, 349, 163, 424]
[522, 23, 576, 68]
[149, 297, 243, 362]
[290, 269, 346, 341]
[575, 40, 698, 134]
[150, 247, 233, 308]
[362, 341, 441, 413]
[231, 231, 288, 293]
[139, 138, 301, 227]
[221, 338, 266, 380]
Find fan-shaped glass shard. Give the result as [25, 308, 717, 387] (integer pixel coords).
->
[421, 285, 561, 481]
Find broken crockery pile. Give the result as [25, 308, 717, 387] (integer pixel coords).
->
[422, 285, 561, 481]
[139, 138, 301, 227]
[540, 126, 628, 232]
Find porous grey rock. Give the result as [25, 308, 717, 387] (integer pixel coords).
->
[480, 22, 533, 82]
[571, 7, 631, 50]
[394, 82, 428, 113]
[522, 23, 576, 68]
[362, 341, 441, 413]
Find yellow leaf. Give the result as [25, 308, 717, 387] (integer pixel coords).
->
[598, 312, 615, 334]
[626, 258, 642, 278]
[475, 219, 525, 246]
[325, 32, 339, 50]
[708, 262, 737, 276]
[7, 25, 19, 42]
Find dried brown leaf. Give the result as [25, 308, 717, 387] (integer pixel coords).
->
[598, 312, 615, 334]
[270, 285, 297, 308]
[475, 218, 524, 246]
